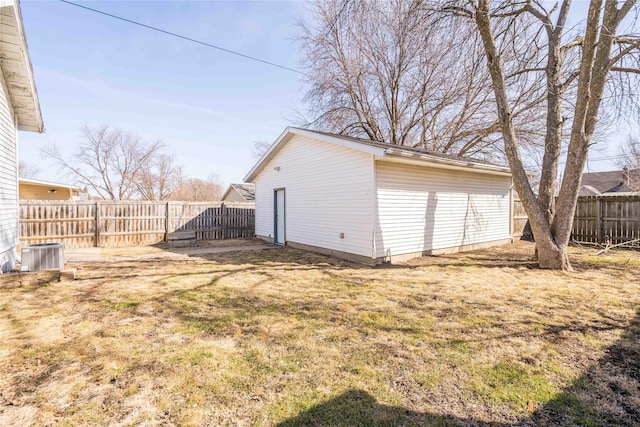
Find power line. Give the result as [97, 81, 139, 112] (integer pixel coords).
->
[59, 0, 303, 75]
[588, 154, 626, 162]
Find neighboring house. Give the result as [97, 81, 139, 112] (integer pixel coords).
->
[579, 167, 640, 196]
[221, 183, 255, 203]
[0, 0, 44, 273]
[19, 178, 82, 200]
[244, 127, 513, 265]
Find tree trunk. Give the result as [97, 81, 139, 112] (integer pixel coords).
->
[534, 232, 571, 270]
[474, 0, 572, 270]
[472, 0, 637, 270]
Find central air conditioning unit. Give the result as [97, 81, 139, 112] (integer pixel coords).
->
[20, 243, 65, 272]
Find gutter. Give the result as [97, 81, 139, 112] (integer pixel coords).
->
[383, 147, 512, 176]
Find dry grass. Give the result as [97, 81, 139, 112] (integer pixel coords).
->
[1, 241, 639, 426]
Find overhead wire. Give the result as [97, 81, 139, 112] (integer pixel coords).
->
[57, 0, 637, 168]
[588, 154, 627, 162]
[59, 0, 303, 75]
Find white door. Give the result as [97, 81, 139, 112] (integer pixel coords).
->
[274, 189, 285, 245]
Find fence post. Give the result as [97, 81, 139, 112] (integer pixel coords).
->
[595, 196, 603, 244]
[222, 203, 228, 239]
[94, 200, 101, 247]
[165, 201, 170, 240]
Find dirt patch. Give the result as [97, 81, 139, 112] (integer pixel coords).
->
[65, 238, 272, 263]
[0, 241, 638, 426]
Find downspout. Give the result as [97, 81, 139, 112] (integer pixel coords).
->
[510, 177, 514, 242]
[371, 154, 377, 263]
[13, 115, 19, 271]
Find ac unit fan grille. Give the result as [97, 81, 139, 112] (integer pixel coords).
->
[21, 243, 65, 272]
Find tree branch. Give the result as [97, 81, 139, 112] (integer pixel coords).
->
[607, 39, 640, 69]
[561, 70, 580, 90]
[505, 67, 546, 79]
[611, 66, 640, 75]
[441, 5, 473, 18]
[560, 36, 583, 53]
[616, 0, 636, 24]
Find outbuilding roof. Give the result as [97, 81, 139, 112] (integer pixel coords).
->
[0, 0, 43, 132]
[244, 127, 511, 182]
[222, 183, 255, 202]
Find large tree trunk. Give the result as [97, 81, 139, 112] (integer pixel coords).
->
[536, 237, 570, 270]
[552, 0, 623, 248]
[536, 0, 572, 226]
[473, 0, 636, 270]
[474, 0, 572, 270]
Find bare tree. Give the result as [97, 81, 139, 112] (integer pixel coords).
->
[169, 175, 223, 201]
[250, 141, 272, 160]
[617, 135, 640, 170]
[42, 124, 165, 200]
[18, 161, 39, 179]
[135, 153, 184, 201]
[447, 0, 640, 269]
[297, 0, 546, 160]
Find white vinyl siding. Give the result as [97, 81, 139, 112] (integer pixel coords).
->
[375, 161, 511, 258]
[0, 67, 18, 272]
[254, 134, 374, 257]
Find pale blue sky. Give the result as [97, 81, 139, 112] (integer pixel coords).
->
[19, 0, 307, 186]
[16, 1, 631, 189]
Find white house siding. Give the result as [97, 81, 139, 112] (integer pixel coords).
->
[375, 161, 511, 259]
[0, 69, 17, 272]
[254, 134, 374, 258]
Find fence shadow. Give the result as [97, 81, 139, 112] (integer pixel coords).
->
[170, 203, 254, 241]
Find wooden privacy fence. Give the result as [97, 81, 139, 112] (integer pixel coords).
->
[512, 195, 530, 239]
[572, 195, 640, 247]
[19, 201, 255, 249]
[513, 194, 640, 247]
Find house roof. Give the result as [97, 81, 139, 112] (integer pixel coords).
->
[222, 183, 255, 202]
[0, 0, 43, 133]
[577, 185, 601, 197]
[244, 127, 511, 182]
[580, 169, 640, 194]
[19, 178, 81, 191]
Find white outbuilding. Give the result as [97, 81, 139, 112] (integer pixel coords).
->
[244, 127, 514, 265]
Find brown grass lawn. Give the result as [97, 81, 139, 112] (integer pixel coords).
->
[1, 241, 639, 426]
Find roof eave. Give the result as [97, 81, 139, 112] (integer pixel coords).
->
[0, 0, 44, 133]
[221, 185, 233, 200]
[17, 123, 42, 132]
[244, 127, 387, 182]
[244, 127, 292, 182]
[244, 127, 511, 181]
[383, 147, 512, 176]
[19, 178, 81, 191]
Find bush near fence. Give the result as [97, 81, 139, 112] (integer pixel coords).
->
[19, 201, 255, 249]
